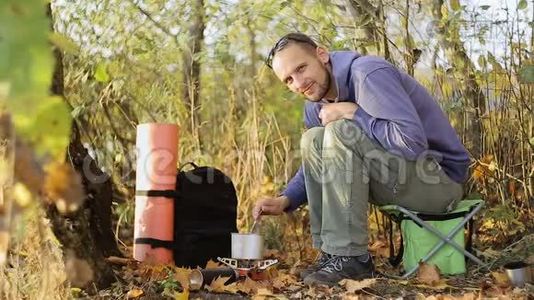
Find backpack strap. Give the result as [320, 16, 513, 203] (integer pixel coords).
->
[135, 189, 179, 198]
[179, 162, 199, 171]
[134, 237, 174, 249]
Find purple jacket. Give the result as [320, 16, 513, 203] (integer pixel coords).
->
[282, 51, 470, 211]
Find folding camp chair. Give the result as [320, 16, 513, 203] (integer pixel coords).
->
[379, 199, 486, 278]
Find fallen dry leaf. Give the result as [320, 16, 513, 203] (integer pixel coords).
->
[426, 295, 458, 300]
[252, 287, 276, 299]
[491, 271, 510, 288]
[459, 292, 477, 300]
[126, 288, 144, 299]
[235, 276, 263, 294]
[206, 275, 233, 293]
[369, 240, 390, 257]
[173, 289, 188, 300]
[413, 280, 450, 291]
[174, 267, 192, 291]
[272, 272, 298, 290]
[205, 259, 223, 269]
[417, 262, 441, 286]
[137, 262, 169, 281]
[415, 292, 426, 300]
[220, 281, 241, 294]
[339, 278, 377, 293]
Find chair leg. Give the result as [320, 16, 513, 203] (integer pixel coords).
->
[393, 204, 486, 278]
[397, 204, 486, 267]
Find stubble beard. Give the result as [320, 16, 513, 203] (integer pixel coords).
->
[307, 64, 332, 102]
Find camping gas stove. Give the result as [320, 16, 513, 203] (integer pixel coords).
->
[189, 233, 278, 289]
[217, 257, 278, 280]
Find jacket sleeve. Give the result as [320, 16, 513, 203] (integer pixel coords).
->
[282, 102, 322, 211]
[352, 67, 428, 160]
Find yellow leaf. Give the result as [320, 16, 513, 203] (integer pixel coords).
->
[339, 278, 377, 293]
[255, 287, 274, 296]
[174, 289, 189, 300]
[126, 288, 144, 299]
[236, 276, 263, 294]
[206, 275, 232, 293]
[450, 0, 461, 11]
[174, 268, 192, 291]
[205, 259, 223, 269]
[491, 271, 510, 287]
[13, 182, 32, 207]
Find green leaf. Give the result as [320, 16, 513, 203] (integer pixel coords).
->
[49, 32, 80, 55]
[14, 96, 72, 159]
[0, 0, 71, 159]
[518, 65, 534, 83]
[517, 0, 527, 10]
[94, 63, 110, 82]
[450, 0, 461, 11]
[480, 5, 491, 10]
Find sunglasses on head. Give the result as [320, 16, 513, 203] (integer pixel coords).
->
[266, 33, 318, 68]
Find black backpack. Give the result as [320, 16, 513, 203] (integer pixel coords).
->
[173, 162, 238, 268]
[134, 162, 238, 268]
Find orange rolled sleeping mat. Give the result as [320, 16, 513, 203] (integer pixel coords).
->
[133, 123, 179, 263]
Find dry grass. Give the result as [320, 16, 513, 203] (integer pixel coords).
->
[0, 203, 69, 300]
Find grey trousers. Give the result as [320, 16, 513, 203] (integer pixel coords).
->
[301, 119, 463, 256]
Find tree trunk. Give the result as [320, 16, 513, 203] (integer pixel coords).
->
[47, 4, 120, 290]
[0, 113, 14, 266]
[182, 0, 205, 148]
[430, 0, 486, 159]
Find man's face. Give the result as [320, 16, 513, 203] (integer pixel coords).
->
[272, 43, 331, 102]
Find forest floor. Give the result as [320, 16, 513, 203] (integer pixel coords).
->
[84, 233, 533, 299]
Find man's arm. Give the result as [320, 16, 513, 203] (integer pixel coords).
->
[353, 66, 428, 160]
[281, 166, 307, 211]
[280, 102, 323, 211]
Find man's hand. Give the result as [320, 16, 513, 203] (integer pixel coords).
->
[253, 195, 290, 219]
[318, 102, 358, 126]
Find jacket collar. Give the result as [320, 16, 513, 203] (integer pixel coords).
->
[326, 51, 361, 102]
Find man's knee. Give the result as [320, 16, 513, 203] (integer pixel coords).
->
[324, 119, 365, 148]
[301, 127, 325, 154]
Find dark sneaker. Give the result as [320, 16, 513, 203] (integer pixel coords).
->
[303, 254, 374, 286]
[299, 251, 333, 280]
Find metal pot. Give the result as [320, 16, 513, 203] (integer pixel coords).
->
[504, 261, 532, 287]
[231, 233, 263, 260]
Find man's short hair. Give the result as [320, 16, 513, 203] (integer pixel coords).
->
[266, 33, 318, 68]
